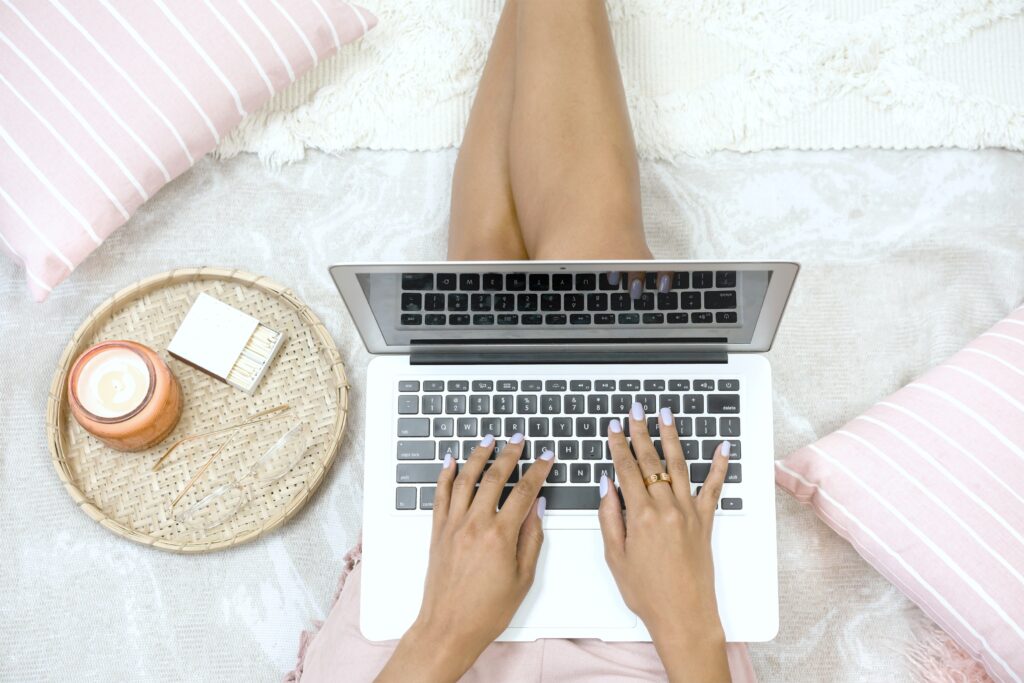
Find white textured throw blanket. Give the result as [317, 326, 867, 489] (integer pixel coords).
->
[217, 0, 1024, 164]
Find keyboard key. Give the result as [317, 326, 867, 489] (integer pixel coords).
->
[647, 417, 660, 436]
[397, 396, 419, 414]
[506, 273, 526, 291]
[645, 272, 657, 289]
[634, 293, 655, 311]
[422, 395, 443, 414]
[570, 314, 591, 325]
[424, 293, 445, 311]
[480, 417, 502, 437]
[522, 314, 541, 326]
[469, 395, 490, 414]
[547, 463, 568, 483]
[449, 314, 470, 325]
[448, 293, 468, 311]
[570, 380, 591, 391]
[696, 417, 716, 437]
[576, 417, 597, 437]
[642, 313, 664, 324]
[599, 273, 619, 290]
[517, 395, 538, 414]
[570, 463, 591, 483]
[528, 417, 549, 437]
[582, 440, 603, 460]
[619, 380, 640, 391]
[587, 394, 608, 414]
[612, 394, 631, 413]
[497, 380, 518, 391]
[458, 418, 478, 437]
[620, 313, 640, 325]
[522, 380, 543, 391]
[668, 379, 690, 391]
[702, 440, 741, 460]
[401, 274, 433, 290]
[659, 394, 680, 413]
[564, 394, 585, 414]
[529, 273, 550, 291]
[704, 291, 737, 309]
[439, 441, 459, 461]
[545, 380, 567, 391]
[420, 487, 437, 510]
[718, 379, 740, 391]
[715, 271, 737, 288]
[534, 440, 555, 459]
[694, 380, 715, 391]
[437, 273, 457, 290]
[552, 274, 573, 291]
[541, 395, 562, 413]
[497, 314, 519, 325]
[483, 273, 503, 290]
[398, 380, 420, 392]
[401, 293, 422, 311]
[672, 272, 690, 289]
[721, 497, 742, 510]
[505, 417, 526, 436]
[708, 394, 740, 414]
[396, 487, 417, 510]
[471, 294, 492, 311]
[493, 395, 514, 414]
[692, 271, 713, 289]
[564, 294, 584, 311]
[459, 273, 480, 290]
[611, 293, 631, 311]
[667, 313, 688, 324]
[425, 314, 446, 325]
[680, 292, 701, 309]
[676, 417, 693, 436]
[716, 312, 738, 324]
[644, 379, 666, 391]
[494, 294, 515, 311]
[397, 463, 445, 483]
[401, 314, 422, 325]
[720, 417, 741, 437]
[545, 314, 567, 325]
[552, 418, 573, 437]
[462, 441, 478, 459]
[586, 293, 608, 311]
[692, 312, 713, 323]
[558, 440, 579, 460]
[657, 292, 678, 310]
[445, 395, 467, 414]
[397, 441, 434, 460]
[517, 293, 538, 311]
[473, 312, 495, 325]
[433, 418, 454, 438]
[447, 380, 469, 392]
[397, 418, 429, 437]
[539, 485, 599, 509]
[576, 273, 596, 290]
[595, 463, 615, 483]
[595, 380, 616, 391]
[688, 462, 741, 483]
[541, 293, 561, 311]
[683, 395, 704, 414]
[424, 381, 445, 393]
[682, 440, 699, 460]
[635, 394, 656, 413]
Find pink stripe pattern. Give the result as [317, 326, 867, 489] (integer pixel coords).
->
[0, 0, 376, 301]
[776, 306, 1024, 683]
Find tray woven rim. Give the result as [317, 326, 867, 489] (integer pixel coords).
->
[45, 267, 349, 553]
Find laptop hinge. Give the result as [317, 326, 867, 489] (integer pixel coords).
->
[410, 350, 729, 365]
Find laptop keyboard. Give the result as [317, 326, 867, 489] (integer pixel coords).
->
[398, 271, 739, 327]
[393, 377, 743, 513]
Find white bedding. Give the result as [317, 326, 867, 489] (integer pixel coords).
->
[1, 148, 1022, 682]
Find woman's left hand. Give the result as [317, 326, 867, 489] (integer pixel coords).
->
[376, 434, 554, 683]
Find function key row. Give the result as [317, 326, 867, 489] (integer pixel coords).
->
[399, 379, 740, 392]
[402, 271, 738, 292]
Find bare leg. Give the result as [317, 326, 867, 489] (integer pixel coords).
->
[447, 0, 528, 261]
[509, 0, 650, 261]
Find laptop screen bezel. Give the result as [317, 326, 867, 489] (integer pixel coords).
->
[328, 260, 799, 355]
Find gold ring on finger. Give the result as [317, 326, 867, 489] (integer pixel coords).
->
[643, 472, 672, 488]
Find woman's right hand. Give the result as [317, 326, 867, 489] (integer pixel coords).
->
[598, 403, 733, 683]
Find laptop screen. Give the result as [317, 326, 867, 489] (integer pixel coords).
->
[350, 267, 773, 347]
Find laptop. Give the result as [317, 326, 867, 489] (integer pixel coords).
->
[329, 260, 797, 643]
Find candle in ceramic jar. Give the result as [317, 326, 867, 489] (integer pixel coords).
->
[68, 341, 183, 452]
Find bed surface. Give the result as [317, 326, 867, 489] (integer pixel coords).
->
[1, 148, 1022, 682]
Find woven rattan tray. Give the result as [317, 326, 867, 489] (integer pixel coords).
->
[46, 268, 349, 553]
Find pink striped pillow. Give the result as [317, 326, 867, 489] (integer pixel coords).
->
[0, 0, 375, 301]
[776, 306, 1024, 683]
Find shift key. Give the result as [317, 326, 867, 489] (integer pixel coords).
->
[397, 463, 450, 483]
[397, 418, 430, 437]
[397, 441, 435, 460]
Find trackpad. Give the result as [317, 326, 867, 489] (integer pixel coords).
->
[510, 530, 637, 629]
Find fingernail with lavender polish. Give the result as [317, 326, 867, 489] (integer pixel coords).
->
[720, 441, 731, 458]
[537, 496, 547, 519]
[481, 434, 495, 447]
[443, 452, 453, 469]
[630, 278, 643, 300]
[660, 406, 673, 426]
[609, 418, 622, 434]
[631, 401, 644, 421]
[599, 473, 610, 498]
[539, 448, 555, 461]
[658, 274, 671, 293]
[607, 271, 621, 286]
[510, 432, 524, 444]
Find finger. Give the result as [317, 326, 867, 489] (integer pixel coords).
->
[657, 406, 693, 508]
[499, 445, 555, 525]
[606, 418, 648, 507]
[627, 402, 671, 501]
[597, 472, 625, 568]
[430, 450, 458, 544]
[656, 271, 673, 294]
[473, 432, 524, 514]
[606, 271, 621, 287]
[628, 271, 644, 299]
[449, 434, 495, 518]
[516, 496, 546, 581]
[697, 441, 732, 520]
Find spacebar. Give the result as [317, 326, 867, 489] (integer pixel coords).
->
[539, 486, 600, 510]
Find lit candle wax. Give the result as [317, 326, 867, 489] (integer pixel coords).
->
[68, 341, 183, 452]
